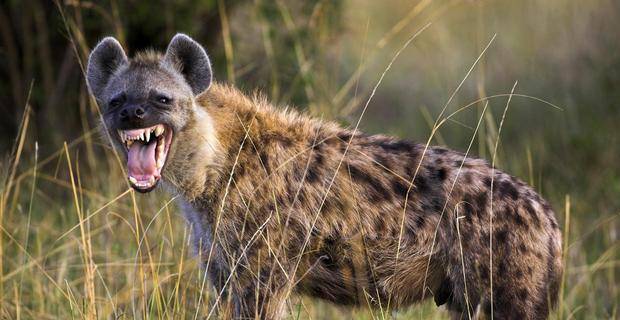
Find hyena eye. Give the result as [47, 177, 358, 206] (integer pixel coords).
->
[109, 98, 123, 109]
[157, 96, 172, 104]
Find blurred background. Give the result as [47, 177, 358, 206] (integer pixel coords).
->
[0, 0, 618, 319]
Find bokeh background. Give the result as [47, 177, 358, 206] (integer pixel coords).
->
[0, 0, 618, 319]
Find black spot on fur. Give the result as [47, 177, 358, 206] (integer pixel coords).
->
[321, 254, 338, 271]
[414, 215, 425, 229]
[312, 141, 323, 151]
[392, 180, 409, 198]
[515, 269, 524, 279]
[421, 196, 445, 213]
[259, 151, 270, 174]
[498, 180, 519, 200]
[374, 153, 391, 170]
[550, 218, 558, 229]
[378, 140, 416, 153]
[306, 154, 322, 183]
[503, 206, 525, 227]
[297, 189, 307, 204]
[306, 168, 320, 183]
[482, 231, 490, 241]
[337, 132, 353, 142]
[374, 219, 386, 233]
[311, 227, 321, 237]
[348, 164, 392, 202]
[404, 166, 414, 180]
[434, 279, 453, 306]
[498, 259, 509, 276]
[413, 175, 429, 193]
[234, 164, 246, 178]
[479, 264, 489, 280]
[475, 192, 488, 213]
[464, 172, 474, 184]
[390, 227, 400, 238]
[483, 177, 492, 187]
[314, 152, 325, 166]
[434, 167, 447, 181]
[458, 199, 475, 220]
[523, 201, 541, 227]
[495, 229, 509, 243]
[280, 136, 293, 147]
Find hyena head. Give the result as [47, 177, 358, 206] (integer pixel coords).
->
[86, 34, 215, 193]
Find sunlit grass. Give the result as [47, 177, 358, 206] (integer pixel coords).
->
[1, 0, 618, 319]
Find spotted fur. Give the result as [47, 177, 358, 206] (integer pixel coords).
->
[88, 34, 563, 320]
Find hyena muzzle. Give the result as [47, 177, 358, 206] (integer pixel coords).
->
[86, 34, 563, 319]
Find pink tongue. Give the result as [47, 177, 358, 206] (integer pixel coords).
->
[127, 142, 158, 180]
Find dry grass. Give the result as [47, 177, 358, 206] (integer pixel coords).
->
[0, 0, 618, 319]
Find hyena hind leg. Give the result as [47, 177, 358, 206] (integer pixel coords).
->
[473, 269, 560, 320]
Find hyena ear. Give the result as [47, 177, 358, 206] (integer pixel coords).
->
[86, 37, 128, 100]
[163, 33, 212, 95]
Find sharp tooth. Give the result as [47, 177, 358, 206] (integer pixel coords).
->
[149, 176, 155, 184]
[139, 131, 144, 141]
[145, 130, 151, 143]
[129, 176, 137, 184]
[155, 125, 164, 137]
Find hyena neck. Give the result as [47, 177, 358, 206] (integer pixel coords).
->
[169, 83, 318, 206]
[162, 96, 224, 202]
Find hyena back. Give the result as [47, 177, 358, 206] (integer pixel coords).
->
[86, 34, 563, 319]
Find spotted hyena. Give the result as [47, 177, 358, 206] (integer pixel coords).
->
[86, 34, 563, 319]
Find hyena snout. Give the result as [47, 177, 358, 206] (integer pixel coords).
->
[117, 104, 155, 128]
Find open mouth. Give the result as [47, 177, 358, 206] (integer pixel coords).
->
[117, 124, 173, 192]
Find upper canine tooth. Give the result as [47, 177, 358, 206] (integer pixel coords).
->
[145, 130, 151, 142]
[154, 125, 164, 137]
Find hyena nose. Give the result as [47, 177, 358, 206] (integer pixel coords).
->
[134, 106, 145, 118]
[120, 105, 147, 121]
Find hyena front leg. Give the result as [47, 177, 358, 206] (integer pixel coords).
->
[229, 262, 291, 320]
[210, 235, 292, 320]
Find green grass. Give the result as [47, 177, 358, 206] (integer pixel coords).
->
[0, 0, 618, 319]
